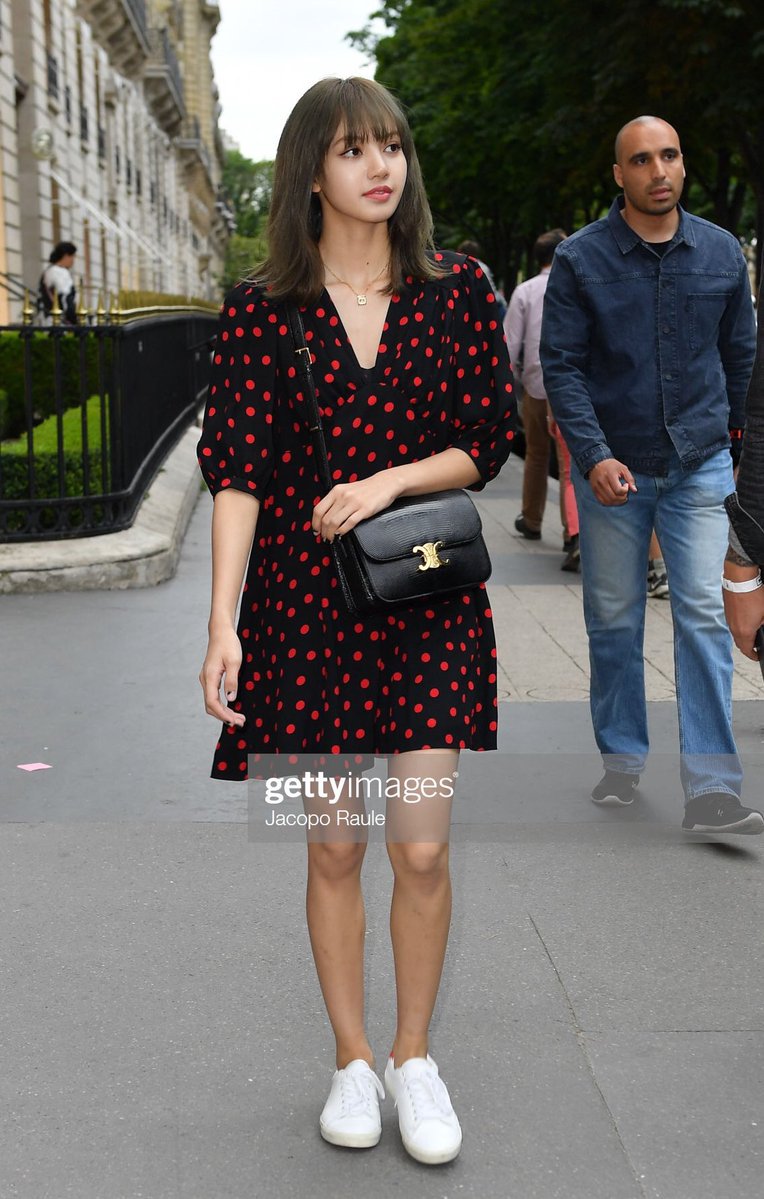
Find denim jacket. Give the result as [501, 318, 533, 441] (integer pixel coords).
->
[540, 198, 756, 477]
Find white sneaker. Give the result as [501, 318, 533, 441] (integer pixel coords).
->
[319, 1059, 384, 1149]
[384, 1053, 463, 1164]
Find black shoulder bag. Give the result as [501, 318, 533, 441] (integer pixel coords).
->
[284, 304, 492, 616]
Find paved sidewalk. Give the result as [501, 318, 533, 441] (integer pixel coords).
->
[1, 456, 762, 1199]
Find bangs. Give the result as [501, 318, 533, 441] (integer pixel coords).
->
[321, 78, 410, 154]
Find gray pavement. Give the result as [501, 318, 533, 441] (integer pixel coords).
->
[1, 455, 763, 1199]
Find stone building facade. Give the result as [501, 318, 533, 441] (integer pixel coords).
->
[0, 0, 232, 322]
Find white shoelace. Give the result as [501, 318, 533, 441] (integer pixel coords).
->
[403, 1066, 454, 1124]
[341, 1068, 383, 1117]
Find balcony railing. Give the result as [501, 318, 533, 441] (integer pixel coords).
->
[144, 28, 185, 134]
[177, 116, 213, 182]
[124, 0, 146, 31]
[74, 2, 150, 76]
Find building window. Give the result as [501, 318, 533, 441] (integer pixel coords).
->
[47, 53, 60, 101]
[136, 168, 143, 197]
[64, 85, 72, 126]
[98, 125, 106, 162]
[80, 103, 89, 144]
[127, 158, 132, 187]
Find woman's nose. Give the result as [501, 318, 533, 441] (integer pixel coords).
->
[367, 145, 389, 176]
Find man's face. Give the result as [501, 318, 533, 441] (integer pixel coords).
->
[613, 120, 685, 218]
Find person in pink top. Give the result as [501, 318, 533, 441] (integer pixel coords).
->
[504, 229, 579, 569]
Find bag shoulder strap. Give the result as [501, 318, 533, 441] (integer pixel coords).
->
[284, 303, 334, 494]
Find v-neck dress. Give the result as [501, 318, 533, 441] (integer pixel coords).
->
[197, 251, 515, 779]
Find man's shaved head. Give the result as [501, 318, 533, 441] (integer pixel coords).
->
[612, 116, 685, 229]
[614, 116, 680, 164]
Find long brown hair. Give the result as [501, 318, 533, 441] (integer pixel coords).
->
[254, 77, 442, 304]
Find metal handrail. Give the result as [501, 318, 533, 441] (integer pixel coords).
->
[0, 271, 28, 302]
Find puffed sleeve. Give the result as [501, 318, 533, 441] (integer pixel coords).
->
[196, 282, 277, 499]
[441, 253, 516, 490]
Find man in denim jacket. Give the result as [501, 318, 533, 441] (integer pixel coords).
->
[540, 115, 761, 833]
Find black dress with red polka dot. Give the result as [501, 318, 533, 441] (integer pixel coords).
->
[197, 251, 515, 779]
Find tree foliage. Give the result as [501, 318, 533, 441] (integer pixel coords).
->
[221, 152, 274, 239]
[353, 0, 764, 289]
[219, 151, 274, 290]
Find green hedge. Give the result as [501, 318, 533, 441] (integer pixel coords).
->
[1, 394, 110, 533]
[0, 331, 107, 441]
[0, 451, 108, 535]
[1, 450, 107, 499]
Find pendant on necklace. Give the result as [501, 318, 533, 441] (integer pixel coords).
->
[356, 294, 368, 306]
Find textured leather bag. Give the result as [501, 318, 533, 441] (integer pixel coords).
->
[285, 305, 492, 615]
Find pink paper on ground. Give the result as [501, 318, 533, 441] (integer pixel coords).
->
[17, 762, 52, 771]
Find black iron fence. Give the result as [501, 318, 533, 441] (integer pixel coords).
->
[0, 305, 218, 541]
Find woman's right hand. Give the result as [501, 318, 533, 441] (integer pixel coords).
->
[199, 625, 246, 726]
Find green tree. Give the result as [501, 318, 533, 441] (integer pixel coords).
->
[352, 0, 764, 288]
[219, 151, 274, 289]
[221, 151, 274, 239]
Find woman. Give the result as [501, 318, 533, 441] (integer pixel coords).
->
[197, 77, 514, 1165]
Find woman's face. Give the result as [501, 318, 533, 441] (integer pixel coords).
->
[313, 125, 407, 228]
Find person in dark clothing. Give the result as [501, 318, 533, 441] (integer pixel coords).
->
[196, 77, 514, 1165]
[723, 286, 764, 658]
[540, 115, 761, 834]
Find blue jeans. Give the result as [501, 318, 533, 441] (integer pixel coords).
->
[572, 449, 741, 802]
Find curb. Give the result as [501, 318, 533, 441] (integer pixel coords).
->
[0, 422, 203, 594]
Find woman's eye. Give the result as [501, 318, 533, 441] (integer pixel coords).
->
[385, 141, 402, 154]
[342, 146, 361, 158]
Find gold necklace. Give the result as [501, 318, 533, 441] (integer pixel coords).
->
[323, 259, 389, 306]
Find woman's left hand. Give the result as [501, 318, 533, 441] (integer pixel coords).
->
[313, 471, 403, 542]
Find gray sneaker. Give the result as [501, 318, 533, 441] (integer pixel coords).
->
[591, 770, 640, 806]
[682, 794, 764, 835]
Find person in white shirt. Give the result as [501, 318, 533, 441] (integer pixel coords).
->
[504, 228, 578, 567]
[40, 241, 78, 324]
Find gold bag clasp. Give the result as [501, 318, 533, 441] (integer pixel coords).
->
[413, 541, 449, 571]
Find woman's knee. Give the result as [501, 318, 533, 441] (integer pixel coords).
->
[308, 839, 366, 882]
[388, 841, 450, 883]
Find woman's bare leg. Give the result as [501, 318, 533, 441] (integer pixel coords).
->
[385, 749, 457, 1065]
[305, 783, 373, 1069]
